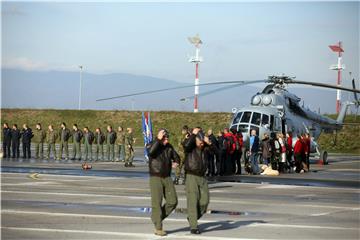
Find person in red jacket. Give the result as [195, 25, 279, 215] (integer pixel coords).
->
[286, 132, 294, 171]
[293, 134, 304, 173]
[223, 128, 235, 175]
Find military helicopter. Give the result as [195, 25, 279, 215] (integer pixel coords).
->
[97, 75, 360, 164]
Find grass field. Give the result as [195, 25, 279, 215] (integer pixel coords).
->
[1, 109, 359, 154]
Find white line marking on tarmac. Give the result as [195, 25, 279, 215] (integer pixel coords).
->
[1, 226, 261, 240]
[2, 190, 359, 210]
[2, 210, 358, 231]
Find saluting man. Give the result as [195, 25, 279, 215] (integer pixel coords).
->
[147, 129, 180, 236]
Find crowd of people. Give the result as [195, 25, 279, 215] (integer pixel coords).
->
[1, 122, 136, 167]
[173, 126, 312, 183]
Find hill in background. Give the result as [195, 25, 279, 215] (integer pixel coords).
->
[1, 109, 359, 154]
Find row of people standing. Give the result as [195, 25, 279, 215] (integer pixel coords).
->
[2, 122, 136, 167]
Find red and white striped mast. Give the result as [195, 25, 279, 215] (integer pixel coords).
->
[329, 41, 345, 114]
[188, 34, 203, 113]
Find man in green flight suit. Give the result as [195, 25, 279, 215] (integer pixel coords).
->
[174, 125, 190, 185]
[146, 129, 180, 236]
[58, 122, 71, 160]
[33, 123, 46, 159]
[106, 125, 116, 161]
[83, 127, 94, 161]
[183, 127, 217, 235]
[46, 125, 58, 160]
[72, 124, 83, 161]
[124, 127, 135, 167]
[116, 126, 126, 162]
[94, 127, 105, 161]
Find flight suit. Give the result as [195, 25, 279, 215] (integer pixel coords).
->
[106, 131, 116, 161]
[72, 130, 83, 160]
[175, 133, 187, 179]
[94, 132, 105, 161]
[58, 128, 71, 160]
[125, 132, 135, 165]
[46, 130, 58, 159]
[116, 130, 126, 161]
[2, 127, 12, 158]
[83, 131, 94, 161]
[33, 128, 46, 159]
[11, 129, 21, 158]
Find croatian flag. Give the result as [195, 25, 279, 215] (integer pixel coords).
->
[142, 112, 153, 161]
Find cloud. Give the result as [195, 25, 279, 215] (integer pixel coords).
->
[2, 57, 49, 71]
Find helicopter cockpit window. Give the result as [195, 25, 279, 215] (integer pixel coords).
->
[261, 114, 269, 126]
[241, 111, 252, 123]
[232, 112, 243, 125]
[251, 112, 261, 125]
[238, 124, 249, 133]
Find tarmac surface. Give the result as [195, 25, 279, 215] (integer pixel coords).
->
[1, 149, 359, 240]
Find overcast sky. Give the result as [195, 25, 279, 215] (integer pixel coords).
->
[2, 1, 359, 110]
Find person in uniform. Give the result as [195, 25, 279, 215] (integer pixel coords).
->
[33, 123, 46, 159]
[94, 128, 105, 161]
[21, 124, 33, 158]
[11, 124, 21, 158]
[125, 127, 135, 167]
[72, 124, 83, 161]
[146, 129, 180, 236]
[46, 125, 58, 160]
[106, 125, 116, 161]
[2, 123, 12, 158]
[183, 127, 217, 234]
[83, 127, 94, 161]
[174, 125, 189, 185]
[116, 126, 126, 162]
[58, 122, 71, 160]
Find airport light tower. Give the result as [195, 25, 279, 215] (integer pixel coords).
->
[188, 34, 203, 113]
[329, 41, 345, 114]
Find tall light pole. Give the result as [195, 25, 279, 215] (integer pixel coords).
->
[78, 65, 83, 110]
[188, 34, 203, 113]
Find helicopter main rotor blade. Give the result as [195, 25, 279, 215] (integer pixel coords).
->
[96, 80, 267, 102]
[180, 80, 265, 101]
[282, 80, 360, 94]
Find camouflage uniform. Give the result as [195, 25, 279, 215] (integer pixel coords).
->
[46, 130, 58, 159]
[116, 130, 126, 161]
[175, 133, 187, 181]
[33, 128, 46, 159]
[58, 128, 71, 160]
[125, 132, 135, 166]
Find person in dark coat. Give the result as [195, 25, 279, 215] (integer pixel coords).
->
[11, 124, 21, 158]
[216, 131, 226, 176]
[183, 128, 218, 234]
[2, 123, 12, 158]
[261, 133, 270, 166]
[21, 124, 33, 158]
[206, 129, 218, 177]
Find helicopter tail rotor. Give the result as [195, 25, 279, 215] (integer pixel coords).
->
[352, 78, 360, 119]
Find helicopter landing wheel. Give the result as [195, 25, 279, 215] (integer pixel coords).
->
[320, 151, 328, 165]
